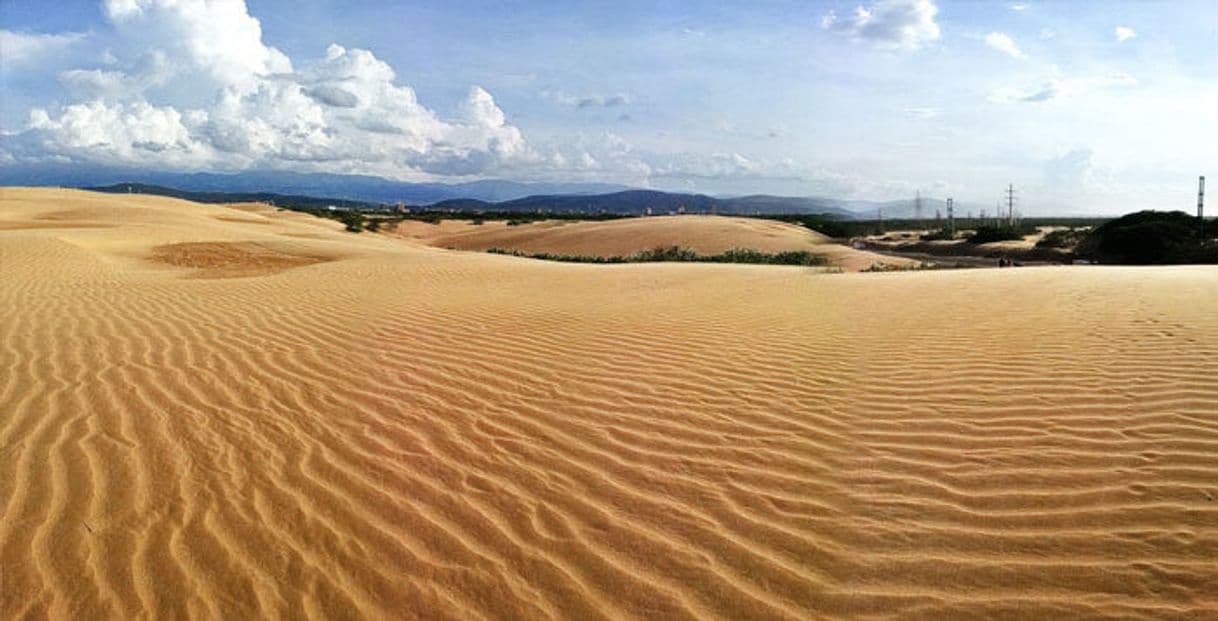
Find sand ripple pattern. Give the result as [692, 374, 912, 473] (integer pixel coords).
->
[2, 189, 1217, 619]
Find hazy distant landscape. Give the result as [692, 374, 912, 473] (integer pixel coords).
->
[3, 0, 1217, 619]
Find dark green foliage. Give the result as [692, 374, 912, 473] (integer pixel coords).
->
[1035, 227, 1087, 249]
[920, 228, 955, 241]
[1076, 210, 1217, 264]
[756, 215, 1111, 241]
[968, 223, 1036, 244]
[336, 210, 366, 233]
[486, 246, 828, 266]
[861, 261, 976, 272]
[630, 246, 700, 262]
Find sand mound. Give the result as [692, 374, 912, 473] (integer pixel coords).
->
[393, 215, 909, 271]
[150, 241, 337, 278]
[3, 187, 1217, 619]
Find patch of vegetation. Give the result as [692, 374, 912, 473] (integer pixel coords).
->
[1075, 211, 1217, 264]
[486, 245, 829, 266]
[335, 210, 366, 233]
[1035, 227, 1087, 249]
[753, 215, 1111, 241]
[968, 223, 1037, 244]
[861, 261, 977, 272]
[920, 228, 956, 241]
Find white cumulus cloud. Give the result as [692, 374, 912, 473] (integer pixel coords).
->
[1115, 26, 1137, 42]
[985, 32, 1026, 59]
[820, 0, 941, 51]
[3, 0, 539, 180]
[0, 30, 84, 67]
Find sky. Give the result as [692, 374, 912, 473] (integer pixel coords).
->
[1, 0, 1216, 213]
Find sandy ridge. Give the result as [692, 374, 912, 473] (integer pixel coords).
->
[2, 188, 1217, 619]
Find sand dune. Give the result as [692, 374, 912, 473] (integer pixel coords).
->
[2, 187, 1217, 619]
[391, 215, 912, 271]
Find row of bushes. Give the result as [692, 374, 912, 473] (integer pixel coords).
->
[1076, 211, 1217, 264]
[486, 245, 829, 266]
[967, 223, 1038, 244]
[861, 261, 978, 272]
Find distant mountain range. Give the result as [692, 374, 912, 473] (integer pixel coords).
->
[0, 163, 630, 204]
[428, 191, 872, 219]
[3, 164, 978, 219]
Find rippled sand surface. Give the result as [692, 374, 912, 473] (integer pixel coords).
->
[2, 187, 1217, 619]
[389, 214, 910, 271]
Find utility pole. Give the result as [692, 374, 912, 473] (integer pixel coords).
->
[1199, 176, 1206, 237]
[1006, 183, 1016, 226]
[947, 198, 955, 238]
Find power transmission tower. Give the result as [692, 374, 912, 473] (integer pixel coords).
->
[1006, 183, 1016, 226]
[1199, 176, 1206, 237]
[947, 198, 955, 237]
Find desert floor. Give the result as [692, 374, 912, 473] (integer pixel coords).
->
[2, 187, 1217, 619]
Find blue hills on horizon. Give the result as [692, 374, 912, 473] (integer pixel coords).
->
[1, 163, 945, 219]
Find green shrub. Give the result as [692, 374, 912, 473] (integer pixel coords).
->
[1035, 227, 1086, 249]
[336, 210, 365, 233]
[485, 245, 829, 266]
[862, 261, 976, 272]
[969, 223, 1035, 244]
[1076, 210, 1215, 264]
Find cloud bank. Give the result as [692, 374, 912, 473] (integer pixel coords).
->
[1, 0, 536, 180]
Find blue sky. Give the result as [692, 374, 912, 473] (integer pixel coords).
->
[1, 0, 1216, 213]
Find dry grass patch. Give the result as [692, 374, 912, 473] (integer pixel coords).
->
[149, 241, 338, 278]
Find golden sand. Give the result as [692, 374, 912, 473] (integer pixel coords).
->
[2, 187, 1217, 619]
[390, 214, 912, 271]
